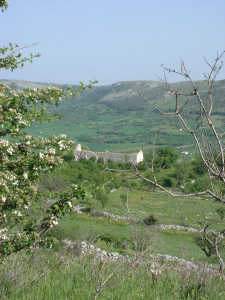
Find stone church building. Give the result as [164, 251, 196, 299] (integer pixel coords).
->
[74, 144, 144, 165]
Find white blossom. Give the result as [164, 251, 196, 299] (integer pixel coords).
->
[1, 195, 6, 202]
[0, 139, 9, 147]
[49, 214, 59, 227]
[52, 220, 58, 226]
[39, 152, 44, 159]
[58, 140, 65, 150]
[7, 146, 14, 155]
[12, 210, 22, 217]
[49, 148, 56, 155]
[67, 201, 72, 208]
[23, 172, 28, 179]
[0, 228, 8, 240]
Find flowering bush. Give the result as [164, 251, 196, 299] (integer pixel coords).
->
[0, 40, 93, 259]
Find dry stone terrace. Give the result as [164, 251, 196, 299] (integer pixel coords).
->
[63, 239, 223, 279]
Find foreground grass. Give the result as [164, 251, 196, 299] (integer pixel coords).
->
[1, 188, 225, 298]
[1, 249, 225, 300]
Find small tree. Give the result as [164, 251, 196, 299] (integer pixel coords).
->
[137, 51, 225, 271]
[199, 221, 225, 272]
[0, 3, 93, 259]
[95, 189, 109, 209]
[155, 147, 179, 169]
[194, 235, 215, 258]
[120, 190, 130, 214]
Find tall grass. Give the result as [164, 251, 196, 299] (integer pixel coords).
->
[1, 249, 224, 300]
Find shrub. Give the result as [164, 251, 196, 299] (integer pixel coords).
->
[184, 175, 211, 193]
[216, 206, 225, 223]
[161, 177, 176, 188]
[95, 190, 109, 208]
[155, 147, 179, 169]
[0, 31, 92, 258]
[98, 233, 119, 245]
[191, 155, 208, 175]
[143, 214, 157, 226]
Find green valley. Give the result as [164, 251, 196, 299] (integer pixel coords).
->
[2, 78, 225, 152]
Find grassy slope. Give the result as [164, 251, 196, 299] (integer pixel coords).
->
[47, 188, 225, 264]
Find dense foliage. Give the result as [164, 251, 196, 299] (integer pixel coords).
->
[0, 40, 94, 259]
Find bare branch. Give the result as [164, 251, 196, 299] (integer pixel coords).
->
[138, 51, 225, 204]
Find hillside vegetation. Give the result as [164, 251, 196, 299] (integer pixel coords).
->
[1, 154, 225, 299]
[1, 79, 225, 152]
[1, 77, 225, 299]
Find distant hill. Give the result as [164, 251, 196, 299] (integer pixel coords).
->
[1, 79, 225, 152]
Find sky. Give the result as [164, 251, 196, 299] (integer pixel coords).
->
[1, 0, 225, 86]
